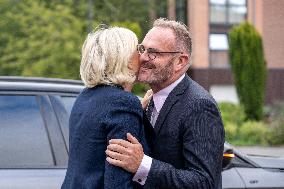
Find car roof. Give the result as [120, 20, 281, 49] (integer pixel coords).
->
[0, 76, 84, 94]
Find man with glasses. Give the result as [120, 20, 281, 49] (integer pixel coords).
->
[106, 18, 224, 189]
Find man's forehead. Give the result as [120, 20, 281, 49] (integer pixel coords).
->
[143, 27, 175, 49]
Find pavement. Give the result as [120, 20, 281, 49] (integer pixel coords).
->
[235, 146, 284, 157]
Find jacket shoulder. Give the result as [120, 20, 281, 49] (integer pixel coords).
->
[183, 77, 216, 103]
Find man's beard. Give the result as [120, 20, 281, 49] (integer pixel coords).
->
[138, 60, 174, 85]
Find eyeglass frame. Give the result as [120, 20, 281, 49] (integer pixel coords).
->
[137, 44, 183, 61]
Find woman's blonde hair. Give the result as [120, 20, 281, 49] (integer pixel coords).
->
[80, 26, 138, 88]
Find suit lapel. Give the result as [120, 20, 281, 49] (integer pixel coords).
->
[153, 75, 190, 135]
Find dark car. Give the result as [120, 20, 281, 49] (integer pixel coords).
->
[0, 76, 283, 189]
[222, 143, 284, 188]
[0, 76, 82, 189]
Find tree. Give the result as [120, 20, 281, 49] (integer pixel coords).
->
[228, 22, 267, 120]
[0, 0, 150, 95]
[0, 0, 84, 79]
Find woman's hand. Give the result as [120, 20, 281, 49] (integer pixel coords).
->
[141, 89, 153, 110]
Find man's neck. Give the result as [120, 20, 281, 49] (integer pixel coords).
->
[151, 74, 185, 93]
[151, 83, 171, 94]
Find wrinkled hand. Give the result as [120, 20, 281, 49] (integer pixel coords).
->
[106, 133, 144, 173]
[141, 89, 153, 110]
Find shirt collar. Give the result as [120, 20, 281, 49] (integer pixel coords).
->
[152, 74, 185, 113]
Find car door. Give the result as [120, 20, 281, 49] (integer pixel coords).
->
[222, 168, 246, 189]
[222, 151, 249, 189]
[0, 93, 68, 189]
[235, 167, 284, 188]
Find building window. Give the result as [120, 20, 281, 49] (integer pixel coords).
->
[209, 34, 229, 68]
[210, 0, 247, 25]
[209, 0, 247, 67]
[210, 0, 226, 24]
[210, 34, 228, 50]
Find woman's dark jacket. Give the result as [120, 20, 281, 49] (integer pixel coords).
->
[61, 84, 148, 189]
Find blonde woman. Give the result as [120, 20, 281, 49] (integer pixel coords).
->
[61, 26, 149, 189]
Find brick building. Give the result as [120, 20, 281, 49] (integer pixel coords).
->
[150, 0, 284, 104]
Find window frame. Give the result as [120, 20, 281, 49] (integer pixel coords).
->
[209, 0, 247, 68]
[50, 94, 78, 152]
[209, 0, 247, 25]
[209, 33, 230, 68]
[209, 33, 229, 51]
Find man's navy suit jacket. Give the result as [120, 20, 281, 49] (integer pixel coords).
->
[61, 85, 148, 189]
[143, 75, 225, 189]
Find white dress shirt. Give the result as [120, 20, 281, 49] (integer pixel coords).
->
[132, 74, 185, 185]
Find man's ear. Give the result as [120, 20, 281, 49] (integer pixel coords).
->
[175, 54, 189, 72]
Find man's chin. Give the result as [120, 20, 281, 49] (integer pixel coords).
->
[137, 77, 147, 83]
[138, 69, 153, 82]
[137, 75, 150, 83]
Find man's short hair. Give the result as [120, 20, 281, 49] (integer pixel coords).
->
[153, 18, 192, 55]
[80, 26, 138, 88]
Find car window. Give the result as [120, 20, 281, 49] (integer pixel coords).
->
[60, 96, 76, 116]
[0, 95, 54, 168]
[50, 96, 77, 150]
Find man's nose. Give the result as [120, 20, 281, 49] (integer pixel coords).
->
[139, 51, 150, 62]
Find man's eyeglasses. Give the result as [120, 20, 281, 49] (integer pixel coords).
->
[137, 44, 183, 61]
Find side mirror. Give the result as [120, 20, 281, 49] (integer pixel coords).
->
[222, 148, 235, 170]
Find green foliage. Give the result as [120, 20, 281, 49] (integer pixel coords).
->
[0, 0, 150, 79]
[219, 102, 284, 146]
[228, 22, 267, 121]
[0, 0, 84, 79]
[223, 122, 238, 142]
[68, 0, 150, 35]
[219, 102, 244, 143]
[237, 121, 268, 146]
[155, 0, 168, 18]
[218, 102, 245, 126]
[132, 83, 150, 97]
[265, 102, 284, 145]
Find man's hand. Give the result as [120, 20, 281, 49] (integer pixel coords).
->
[106, 133, 144, 173]
[141, 89, 153, 110]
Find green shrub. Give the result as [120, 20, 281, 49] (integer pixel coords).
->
[0, 1, 84, 79]
[228, 22, 267, 121]
[266, 102, 284, 145]
[218, 102, 284, 146]
[224, 122, 238, 142]
[218, 102, 245, 126]
[219, 102, 243, 144]
[132, 83, 150, 97]
[237, 121, 268, 146]
[267, 122, 284, 145]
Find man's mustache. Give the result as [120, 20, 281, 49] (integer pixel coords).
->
[140, 62, 156, 69]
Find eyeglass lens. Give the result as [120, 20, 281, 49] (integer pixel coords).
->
[137, 44, 156, 60]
